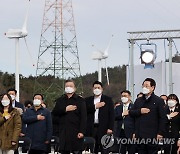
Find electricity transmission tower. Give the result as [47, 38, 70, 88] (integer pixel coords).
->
[34, 0, 83, 107]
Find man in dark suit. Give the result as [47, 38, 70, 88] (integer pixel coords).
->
[7, 88, 24, 112]
[129, 78, 166, 154]
[85, 81, 114, 154]
[115, 90, 136, 154]
[7, 88, 25, 154]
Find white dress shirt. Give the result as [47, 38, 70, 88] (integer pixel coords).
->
[12, 100, 16, 108]
[94, 95, 101, 124]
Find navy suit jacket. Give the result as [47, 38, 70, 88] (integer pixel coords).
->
[115, 103, 135, 138]
[14, 100, 24, 111]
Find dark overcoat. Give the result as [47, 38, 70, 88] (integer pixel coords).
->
[129, 93, 166, 138]
[52, 94, 87, 151]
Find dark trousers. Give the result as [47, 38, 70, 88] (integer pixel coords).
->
[60, 151, 82, 154]
[164, 139, 178, 154]
[119, 129, 136, 154]
[138, 143, 159, 154]
[93, 124, 109, 154]
[14, 150, 19, 154]
[29, 149, 46, 154]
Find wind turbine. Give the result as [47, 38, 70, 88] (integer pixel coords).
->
[5, 1, 30, 101]
[92, 35, 113, 85]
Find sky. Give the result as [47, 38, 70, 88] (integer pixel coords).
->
[1, 0, 180, 77]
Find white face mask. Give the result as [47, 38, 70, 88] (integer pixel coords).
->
[121, 97, 129, 103]
[33, 99, 41, 107]
[10, 95, 16, 101]
[1, 100, 10, 107]
[167, 100, 176, 108]
[93, 88, 102, 96]
[65, 87, 74, 94]
[142, 87, 150, 95]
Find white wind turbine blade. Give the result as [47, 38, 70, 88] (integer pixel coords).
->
[5, 1, 30, 38]
[105, 59, 110, 85]
[21, 1, 30, 37]
[103, 34, 114, 59]
[24, 38, 35, 67]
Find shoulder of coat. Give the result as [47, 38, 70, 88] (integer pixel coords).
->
[11, 108, 20, 116]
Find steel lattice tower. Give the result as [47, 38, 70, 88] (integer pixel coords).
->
[34, 0, 83, 106]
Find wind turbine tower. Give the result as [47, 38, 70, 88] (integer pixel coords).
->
[34, 0, 83, 105]
[92, 35, 113, 85]
[5, 1, 30, 101]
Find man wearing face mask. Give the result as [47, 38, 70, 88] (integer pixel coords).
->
[7, 88, 24, 114]
[7, 88, 25, 154]
[114, 90, 136, 154]
[52, 79, 87, 154]
[85, 81, 114, 154]
[129, 78, 166, 154]
[22, 94, 52, 154]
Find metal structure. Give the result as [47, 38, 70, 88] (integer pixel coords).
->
[127, 29, 180, 101]
[34, 0, 83, 106]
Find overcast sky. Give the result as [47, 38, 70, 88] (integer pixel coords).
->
[1, 0, 180, 77]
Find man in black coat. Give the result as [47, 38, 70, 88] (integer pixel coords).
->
[115, 90, 136, 154]
[129, 78, 166, 154]
[52, 79, 87, 154]
[85, 81, 114, 154]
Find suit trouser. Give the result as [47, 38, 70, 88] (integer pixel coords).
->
[164, 139, 178, 154]
[60, 151, 82, 154]
[119, 129, 136, 154]
[0, 149, 14, 154]
[29, 149, 46, 154]
[14, 150, 18, 154]
[93, 124, 109, 154]
[137, 143, 158, 154]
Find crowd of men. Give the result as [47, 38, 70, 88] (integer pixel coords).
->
[0, 78, 180, 154]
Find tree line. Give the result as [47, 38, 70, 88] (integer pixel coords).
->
[0, 65, 126, 110]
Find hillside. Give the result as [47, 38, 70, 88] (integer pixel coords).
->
[0, 65, 126, 109]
